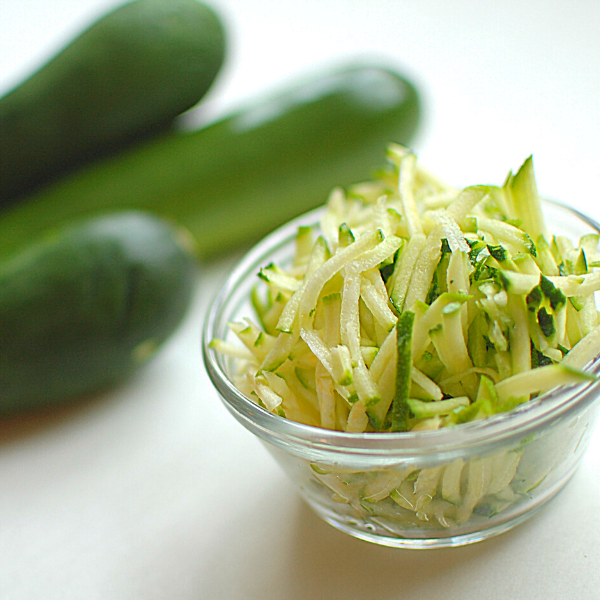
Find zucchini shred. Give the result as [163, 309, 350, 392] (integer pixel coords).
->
[211, 145, 600, 433]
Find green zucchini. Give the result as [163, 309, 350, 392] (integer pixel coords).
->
[0, 211, 198, 412]
[0, 63, 421, 260]
[0, 0, 225, 203]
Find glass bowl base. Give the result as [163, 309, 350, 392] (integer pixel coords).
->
[303, 479, 572, 549]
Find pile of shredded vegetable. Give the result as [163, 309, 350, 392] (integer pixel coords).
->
[212, 145, 600, 432]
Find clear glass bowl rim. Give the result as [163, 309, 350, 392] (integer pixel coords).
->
[203, 198, 600, 459]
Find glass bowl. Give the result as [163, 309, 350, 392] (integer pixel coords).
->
[202, 199, 600, 549]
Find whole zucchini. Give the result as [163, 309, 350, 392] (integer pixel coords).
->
[0, 0, 225, 203]
[0, 63, 421, 260]
[0, 211, 198, 412]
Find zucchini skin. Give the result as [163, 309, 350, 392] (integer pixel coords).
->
[0, 0, 226, 203]
[0, 212, 197, 412]
[0, 63, 421, 260]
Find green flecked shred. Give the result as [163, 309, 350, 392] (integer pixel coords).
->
[406, 470, 419, 482]
[506, 218, 523, 228]
[257, 262, 275, 281]
[426, 244, 453, 305]
[531, 343, 553, 367]
[506, 156, 547, 244]
[525, 233, 537, 257]
[310, 463, 330, 474]
[379, 253, 397, 283]
[408, 396, 469, 419]
[461, 216, 478, 233]
[254, 393, 267, 410]
[537, 308, 555, 338]
[483, 334, 495, 352]
[574, 249, 588, 275]
[425, 270, 441, 305]
[499, 395, 529, 413]
[466, 238, 486, 265]
[294, 226, 314, 266]
[322, 292, 341, 305]
[295, 366, 315, 390]
[391, 310, 415, 432]
[539, 275, 566, 309]
[496, 269, 510, 291]
[526, 286, 543, 312]
[451, 375, 498, 423]
[366, 411, 381, 431]
[338, 223, 355, 248]
[251, 285, 270, 330]
[488, 244, 508, 263]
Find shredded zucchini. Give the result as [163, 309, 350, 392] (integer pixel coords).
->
[214, 146, 600, 433]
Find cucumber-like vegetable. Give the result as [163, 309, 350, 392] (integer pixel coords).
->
[0, 63, 421, 260]
[0, 0, 226, 203]
[0, 211, 198, 412]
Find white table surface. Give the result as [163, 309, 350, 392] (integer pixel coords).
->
[1, 1, 599, 598]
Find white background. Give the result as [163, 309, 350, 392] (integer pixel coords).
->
[1, 1, 599, 598]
